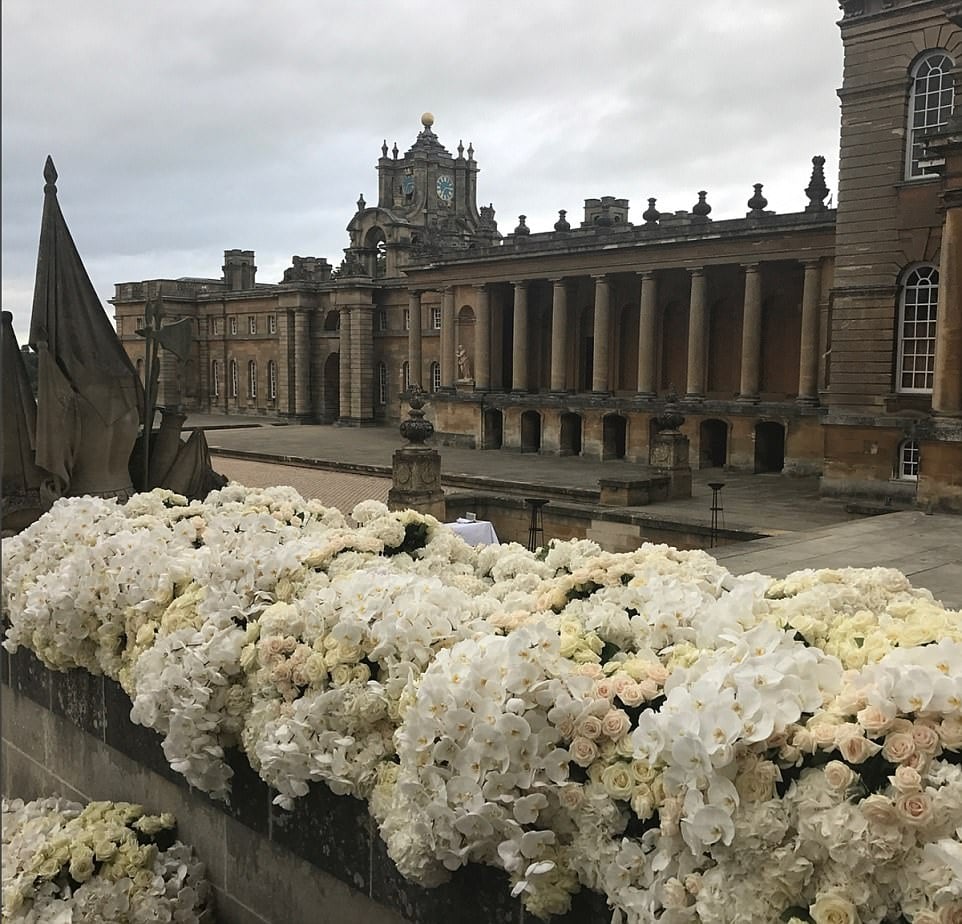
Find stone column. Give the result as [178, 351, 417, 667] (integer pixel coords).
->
[338, 306, 352, 420]
[933, 205, 962, 415]
[407, 291, 422, 389]
[550, 277, 568, 392]
[592, 275, 611, 393]
[441, 286, 456, 388]
[511, 280, 528, 392]
[293, 308, 311, 417]
[685, 267, 707, 399]
[349, 305, 374, 421]
[637, 271, 657, 396]
[797, 260, 821, 404]
[474, 284, 491, 390]
[738, 263, 762, 402]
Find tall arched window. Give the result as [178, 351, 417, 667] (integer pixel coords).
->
[906, 51, 955, 179]
[430, 361, 441, 392]
[268, 360, 277, 400]
[211, 360, 220, 397]
[248, 360, 257, 398]
[377, 362, 388, 405]
[401, 360, 411, 392]
[897, 265, 939, 393]
[229, 359, 238, 397]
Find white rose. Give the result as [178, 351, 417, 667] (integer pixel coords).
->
[823, 760, 857, 791]
[557, 784, 584, 811]
[618, 682, 646, 708]
[330, 664, 353, 687]
[856, 705, 893, 736]
[810, 892, 858, 924]
[912, 722, 941, 755]
[939, 716, 962, 750]
[938, 903, 962, 924]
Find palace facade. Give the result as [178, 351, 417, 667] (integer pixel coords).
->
[113, 0, 962, 510]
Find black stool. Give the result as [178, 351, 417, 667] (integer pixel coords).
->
[525, 498, 548, 551]
[708, 482, 725, 548]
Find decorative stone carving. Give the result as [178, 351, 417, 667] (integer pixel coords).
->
[692, 190, 712, 218]
[514, 215, 530, 236]
[553, 209, 571, 232]
[456, 344, 472, 381]
[642, 198, 661, 225]
[747, 183, 769, 217]
[389, 385, 445, 519]
[805, 155, 830, 212]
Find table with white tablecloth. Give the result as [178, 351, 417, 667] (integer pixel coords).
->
[445, 518, 500, 545]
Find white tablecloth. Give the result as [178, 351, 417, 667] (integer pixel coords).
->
[446, 518, 500, 546]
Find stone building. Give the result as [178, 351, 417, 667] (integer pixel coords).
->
[113, 0, 962, 510]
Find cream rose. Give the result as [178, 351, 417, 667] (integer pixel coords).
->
[601, 709, 631, 741]
[810, 892, 858, 924]
[601, 762, 634, 801]
[618, 682, 646, 708]
[838, 734, 881, 764]
[912, 723, 941, 755]
[557, 784, 584, 811]
[856, 705, 893, 736]
[860, 794, 898, 826]
[890, 765, 922, 794]
[940, 716, 962, 750]
[895, 791, 933, 827]
[569, 736, 598, 768]
[577, 715, 604, 741]
[882, 732, 916, 763]
[938, 903, 962, 924]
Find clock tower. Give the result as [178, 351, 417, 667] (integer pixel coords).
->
[343, 113, 501, 279]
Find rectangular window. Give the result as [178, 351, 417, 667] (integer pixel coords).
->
[211, 361, 220, 397]
[403, 308, 411, 331]
[898, 267, 939, 393]
[268, 360, 277, 399]
[229, 317, 237, 336]
[230, 361, 238, 397]
[268, 314, 277, 334]
[431, 306, 442, 330]
[249, 316, 257, 335]
[248, 361, 257, 398]
[137, 317, 145, 332]
[377, 309, 388, 332]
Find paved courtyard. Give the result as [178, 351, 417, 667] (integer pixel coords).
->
[199, 416, 962, 609]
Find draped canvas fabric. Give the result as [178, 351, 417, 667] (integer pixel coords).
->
[1, 312, 44, 506]
[27, 157, 143, 500]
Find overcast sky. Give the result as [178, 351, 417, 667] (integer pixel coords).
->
[1, 1, 843, 343]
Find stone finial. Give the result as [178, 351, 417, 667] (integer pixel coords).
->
[747, 183, 768, 217]
[457, 139, 465, 157]
[554, 209, 571, 232]
[381, 139, 389, 157]
[692, 190, 711, 218]
[805, 155, 829, 212]
[399, 383, 434, 445]
[467, 142, 474, 160]
[357, 193, 366, 212]
[392, 142, 399, 159]
[421, 112, 435, 128]
[514, 215, 530, 236]
[43, 155, 58, 193]
[642, 197, 660, 225]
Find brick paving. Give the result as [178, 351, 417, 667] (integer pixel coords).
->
[212, 456, 390, 514]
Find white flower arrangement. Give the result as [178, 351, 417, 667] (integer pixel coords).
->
[3, 485, 961, 923]
[2, 797, 211, 922]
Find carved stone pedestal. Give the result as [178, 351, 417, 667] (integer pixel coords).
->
[388, 446, 446, 520]
[650, 430, 692, 500]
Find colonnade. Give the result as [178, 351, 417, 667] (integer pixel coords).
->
[406, 260, 824, 404]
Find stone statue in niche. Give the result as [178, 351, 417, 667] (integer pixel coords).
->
[456, 344, 472, 381]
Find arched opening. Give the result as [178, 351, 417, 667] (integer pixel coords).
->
[699, 419, 728, 468]
[559, 412, 582, 456]
[482, 408, 503, 450]
[365, 227, 387, 278]
[323, 310, 340, 332]
[457, 305, 476, 379]
[521, 410, 542, 453]
[322, 353, 340, 423]
[754, 421, 785, 473]
[602, 413, 627, 460]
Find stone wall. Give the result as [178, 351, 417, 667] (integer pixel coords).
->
[0, 645, 610, 924]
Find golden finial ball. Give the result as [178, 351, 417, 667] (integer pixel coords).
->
[421, 112, 435, 128]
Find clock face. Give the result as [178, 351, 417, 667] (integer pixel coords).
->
[436, 175, 454, 202]
[401, 175, 415, 196]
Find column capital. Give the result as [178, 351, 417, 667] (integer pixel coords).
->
[473, 282, 489, 293]
[548, 276, 567, 286]
[800, 258, 822, 270]
[688, 265, 706, 277]
[591, 273, 610, 282]
[640, 269, 657, 282]
[741, 262, 761, 272]
[510, 279, 528, 290]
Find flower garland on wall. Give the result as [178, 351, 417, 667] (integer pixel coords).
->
[3, 485, 961, 923]
[2, 797, 211, 921]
